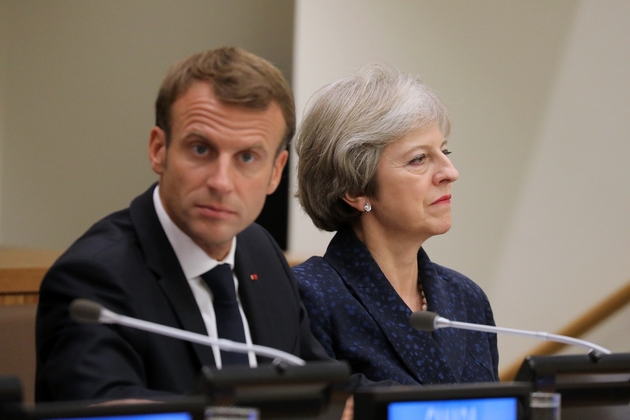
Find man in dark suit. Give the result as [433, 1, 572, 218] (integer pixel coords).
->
[35, 47, 330, 402]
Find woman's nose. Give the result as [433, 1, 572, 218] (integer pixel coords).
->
[435, 158, 459, 184]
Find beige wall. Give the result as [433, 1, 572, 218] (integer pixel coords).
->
[0, 0, 293, 248]
[291, 0, 630, 370]
[0, 1, 7, 219]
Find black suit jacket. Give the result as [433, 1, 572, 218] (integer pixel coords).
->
[35, 185, 329, 402]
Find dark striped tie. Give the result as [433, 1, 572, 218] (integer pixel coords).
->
[201, 264, 249, 365]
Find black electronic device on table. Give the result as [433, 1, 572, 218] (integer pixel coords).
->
[354, 381, 532, 420]
[515, 352, 630, 419]
[12, 361, 350, 420]
[198, 360, 351, 419]
[12, 397, 207, 420]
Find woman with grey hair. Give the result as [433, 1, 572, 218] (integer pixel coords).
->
[293, 64, 499, 385]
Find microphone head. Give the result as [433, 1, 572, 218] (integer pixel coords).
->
[409, 311, 439, 332]
[69, 299, 104, 323]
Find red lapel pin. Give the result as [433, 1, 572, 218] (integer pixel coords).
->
[250, 274, 258, 280]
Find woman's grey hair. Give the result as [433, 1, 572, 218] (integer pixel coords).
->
[295, 63, 450, 232]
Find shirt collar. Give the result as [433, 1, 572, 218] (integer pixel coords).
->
[153, 185, 236, 280]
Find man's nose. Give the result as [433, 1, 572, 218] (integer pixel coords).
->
[206, 156, 234, 192]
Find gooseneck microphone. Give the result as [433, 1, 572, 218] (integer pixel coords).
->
[409, 311, 611, 356]
[69, 298, 306, 366]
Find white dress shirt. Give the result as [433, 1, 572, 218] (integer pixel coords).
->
[152, 186, 257, 368]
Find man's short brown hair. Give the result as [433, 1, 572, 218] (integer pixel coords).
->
[155, 47, 295, 152]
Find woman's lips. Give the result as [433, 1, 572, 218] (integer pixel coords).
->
[431, 194, 452, 205]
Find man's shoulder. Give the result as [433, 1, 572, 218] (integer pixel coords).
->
[56, 186, 155, 265]
[39, 205, 149, 312]
[236, 223, 282, 256]
[66, 208, 134, 253]
[237, 222, 271, 241]
[51, 206, 145, 276]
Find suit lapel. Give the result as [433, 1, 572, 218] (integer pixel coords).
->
[233, 246, 270, 345]
[233, 224, 306, 361]
[234, 235, 290, 355]
[129, 185, 216, 368]
[324, 228, 458, 384]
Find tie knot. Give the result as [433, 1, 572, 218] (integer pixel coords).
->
[201, 264, 236, 303]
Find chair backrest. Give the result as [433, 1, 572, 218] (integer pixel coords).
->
[0, 304, 37, 404]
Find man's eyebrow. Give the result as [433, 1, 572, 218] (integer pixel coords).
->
[182, 130, 210, 141]
[183, 132, 269, 154]
[247, 142, 267, 151]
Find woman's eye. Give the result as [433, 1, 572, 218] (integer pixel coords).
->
[409, 155, 425, 165]
[443, 149, 452, 156]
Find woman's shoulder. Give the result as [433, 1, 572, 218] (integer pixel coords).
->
[430, 262, 488, 299]
[292, 257, 349, 315]
[292, 256, 339, 282]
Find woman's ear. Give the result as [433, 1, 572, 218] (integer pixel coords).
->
[342, 192, 369, 212]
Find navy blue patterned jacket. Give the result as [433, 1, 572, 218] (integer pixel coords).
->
[293, 226, 499, 385]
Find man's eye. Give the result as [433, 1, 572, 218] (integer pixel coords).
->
[443, 149, 452, 156]
[240, 152, 256, 163]
[193, 144, 208, 155]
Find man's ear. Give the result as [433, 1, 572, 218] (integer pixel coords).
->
[266, 149, 289, 194]
[342, 192, 368, 212]
[148, 126, 167, 175]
